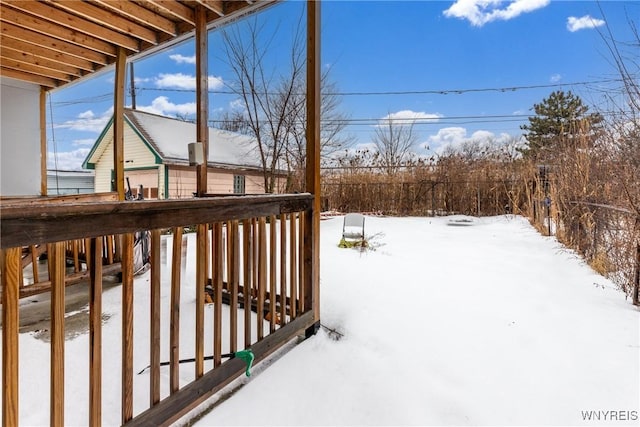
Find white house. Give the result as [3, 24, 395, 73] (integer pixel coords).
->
[47, 169, 95, 195]
[83, 109, 283, 199]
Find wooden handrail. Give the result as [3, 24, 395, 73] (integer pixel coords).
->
[1, 193, 318, 426]
[0, 192, 118, 206]
[1, 194, 313, 249]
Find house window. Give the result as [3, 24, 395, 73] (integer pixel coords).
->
[233, 175, 245, 194]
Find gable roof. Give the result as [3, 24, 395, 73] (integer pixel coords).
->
[84, 109, 264, 171]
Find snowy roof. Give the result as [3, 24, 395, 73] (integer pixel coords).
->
[125, 109, 262, 169]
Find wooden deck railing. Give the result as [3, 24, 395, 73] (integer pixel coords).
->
[1, 194, 318, 426]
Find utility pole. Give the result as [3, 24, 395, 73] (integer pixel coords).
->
[129, 62, 136, 110]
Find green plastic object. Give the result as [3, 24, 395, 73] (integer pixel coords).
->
[235, 349, 255, 377]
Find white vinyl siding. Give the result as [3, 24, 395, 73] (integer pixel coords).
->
[92, 123, 159, 193]
[1, 78, 41, 196]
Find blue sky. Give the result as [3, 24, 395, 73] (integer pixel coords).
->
[47, 0, 638, 170]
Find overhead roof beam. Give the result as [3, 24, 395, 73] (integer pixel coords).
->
[0, 67, 58, 88]
[90, 0, 177, 36]
[0, 21, 110, 64]
[1, 47, 83, 77]
[146, 0, 196, 26]
[1, 58, 71, 83]
[0, 4, 118, 57]
[46, 0, 159, 45]
[194, 0, 225, 17]
[0, 36, 96, 72]
[3, 1, 140, 52]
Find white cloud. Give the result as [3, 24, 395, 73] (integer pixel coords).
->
[73, 138, 96, 146]
[550, 74, 562, 83]
[377, 110, 441, 126]
[567, 15, 605, 32]
[154, 73, 224, 90]
[56, 108, 113, 133]
[427, 127, 468, 151]
[443, 0, 550, 27]
[47, 148, 91, 171]
[229, 98, 246, 111]
[134, 76, 152, 85]
[137, 96, 197, 117]
[169, 54, 196, 64]
[427, 127, 519, 155]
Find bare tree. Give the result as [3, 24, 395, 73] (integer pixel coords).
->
[596, 8, 640, 215]
[221, 16, 305, 193]
[372, 115, 419, 174]
[283, 76, 353, 191]
[221, 14, 351, 193]
[212, 109, 252, 135]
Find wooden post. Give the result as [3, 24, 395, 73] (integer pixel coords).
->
[257, 218, 266, 340]
[121, 233, 134, 424]
[269, 215, 277, 333]
[212, 223, 223, 367]
[195, 6, 209, 197]
[289, 214, 297, 320]
[2, 248, 20, 427]
[150, 230, 161, 405]
[113, 47, 127, 201]
[230, 221, 240, 350]
[242, 219, 253, 348]
[89, 237, 103, 427]
[30, 245, 40, 283]
[279, 215, 287, 326]
[170, 227, 183, 393]
[40, 88, 48, 196]
[305, 0, 321, 327]
[298, 211, 305, 313]
[195, 224, 208, 378]
[50, 242, 66, 427]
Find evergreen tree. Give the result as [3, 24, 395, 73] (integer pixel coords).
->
[520, 90, 602, 161]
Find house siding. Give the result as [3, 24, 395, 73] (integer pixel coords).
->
[93, 124, 159, 193]
[1, 77, 41, 196]
[87, 112, 285, 197]
[165, 166, 268, 198]
[124, 168, 160, 199]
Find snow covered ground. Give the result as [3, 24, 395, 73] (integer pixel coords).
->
[2, 215, 638, 426]
[190, 215, 639, 426]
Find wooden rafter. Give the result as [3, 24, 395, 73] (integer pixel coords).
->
[145, 0, 196, 26]
[47, 0, 159, 45]
[194, 0, 225, 17]
[0, 37, 96, 72]
[0, 0, 277, 89]
[91, 0, 178, 36]
[1, 21, 110, 63]
[0, 4, 119, 56]
[5, 1, 141, 52]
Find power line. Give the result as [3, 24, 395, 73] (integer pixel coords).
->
[48, 108, 632, 130]
[50, 77, 632, 108]
[131, 77, 628, 97]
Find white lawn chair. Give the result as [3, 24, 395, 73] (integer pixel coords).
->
[342, 213, 365, 241]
